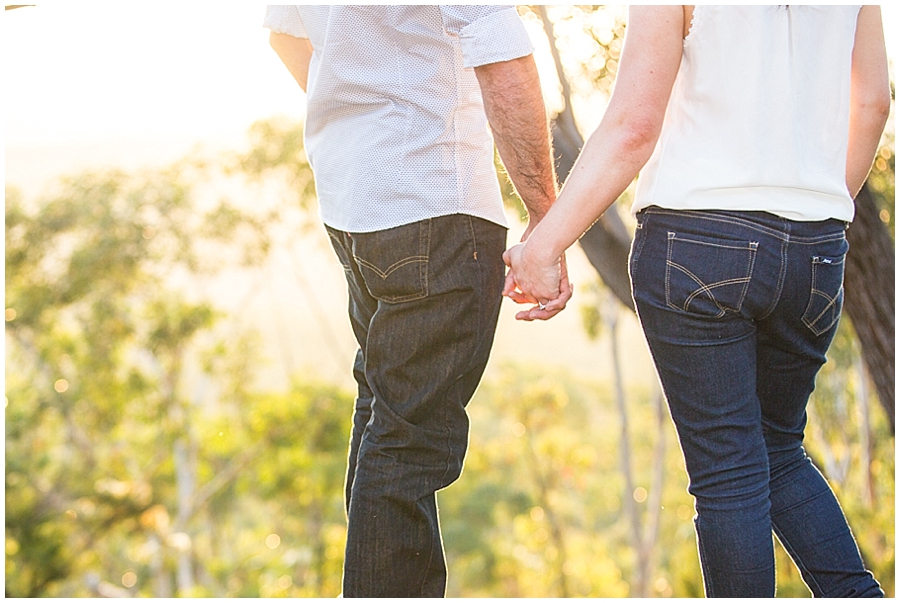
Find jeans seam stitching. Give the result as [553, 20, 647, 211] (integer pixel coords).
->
[629, 216, 649, 277]
[759, 237, 788, 321]
[422, 219, 431, 299]
[771, 521, 826, 596]
[354, 255, 428, 279]
[467, 214, 477, 260]
[739, 243, 758, 313]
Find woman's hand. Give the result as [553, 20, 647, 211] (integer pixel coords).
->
[502, 243, 573, 321]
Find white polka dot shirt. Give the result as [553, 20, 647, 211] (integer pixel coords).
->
[264, 5, 534, 233]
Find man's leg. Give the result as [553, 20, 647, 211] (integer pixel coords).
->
[327, 228, 377, 514]
[332, 214, 506, 597]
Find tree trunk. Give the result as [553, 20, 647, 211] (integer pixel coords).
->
[605, 293, 650, 597]
[174, 436, 196, 594]
[539, 6, 635, 312]
[843, 183, 895, 432]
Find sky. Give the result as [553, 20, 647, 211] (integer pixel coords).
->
[5, 3, 896, 152]
[4, 3, 305, 147]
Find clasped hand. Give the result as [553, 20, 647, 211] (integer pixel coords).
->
[502, 242, 573, 321]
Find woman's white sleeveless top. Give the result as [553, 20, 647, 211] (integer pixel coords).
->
[632, 5, 861, 222]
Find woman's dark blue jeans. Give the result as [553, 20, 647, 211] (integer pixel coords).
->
[629, 207, 883, 597]
[326, 213, 506, 597]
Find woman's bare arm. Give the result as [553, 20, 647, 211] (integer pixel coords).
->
[504, 6, 684, 306]
[846, 5, 891, 198]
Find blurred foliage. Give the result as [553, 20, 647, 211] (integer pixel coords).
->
[867, 129, 895, 236]
[5, 162, 347, 597]
[6, 6, 895, 598]
[524, 4, 626, 102]
[230, 117, 317, 213]
[440, 364, 693, 597]
[5, 151, 895, 597]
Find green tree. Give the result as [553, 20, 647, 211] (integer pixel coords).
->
[5, 157, 352, 597]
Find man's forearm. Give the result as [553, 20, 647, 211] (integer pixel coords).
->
[475, 55, 557, 224]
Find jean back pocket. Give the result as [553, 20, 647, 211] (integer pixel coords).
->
[802, 254, 845, 336]
[665, 231, 758, 317]
[351, 220, 430, 303]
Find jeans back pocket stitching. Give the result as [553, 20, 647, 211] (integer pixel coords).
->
[685, 276, 754, 311]
[354, 255, 428, 280]
[803, 287, 841, 330]
[350, 221, 432, 303]
[665, 234, 757, 316]
[802, 257, 845, 335]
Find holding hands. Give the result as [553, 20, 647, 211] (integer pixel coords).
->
[502, 241, 573, 321]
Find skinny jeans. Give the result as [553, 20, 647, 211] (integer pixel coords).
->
[629, 207, 882, 597]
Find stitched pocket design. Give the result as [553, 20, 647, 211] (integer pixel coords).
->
[802, 254, 845, 336]
[352, 221, 430, 303]
[665, 231, 758, 317]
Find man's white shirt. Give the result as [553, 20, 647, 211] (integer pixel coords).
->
[264, 5, 533, 233]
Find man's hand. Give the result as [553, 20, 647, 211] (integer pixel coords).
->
[502, 244, 573, 321]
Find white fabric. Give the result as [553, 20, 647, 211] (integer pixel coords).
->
[632, 5, 861, 222]
[264, 5, 533, 233]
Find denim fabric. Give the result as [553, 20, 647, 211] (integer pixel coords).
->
[326, 213, 506, 597]
[629, 207, 882, 598]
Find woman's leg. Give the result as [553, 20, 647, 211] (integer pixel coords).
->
[631, 208, 882, 597]
[630, 208, 780, 596]
[643, 334, 778, 596]
[756, 223, 882, 597]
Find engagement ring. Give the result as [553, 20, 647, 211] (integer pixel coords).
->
[538, 302, 546, 311]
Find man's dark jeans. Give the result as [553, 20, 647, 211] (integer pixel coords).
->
[630, 206, 883, 597]
[326, 213, 506, 597]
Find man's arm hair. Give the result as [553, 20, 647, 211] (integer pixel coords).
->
[475, 55, 557, 231]
[269, 32, 314, 93]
